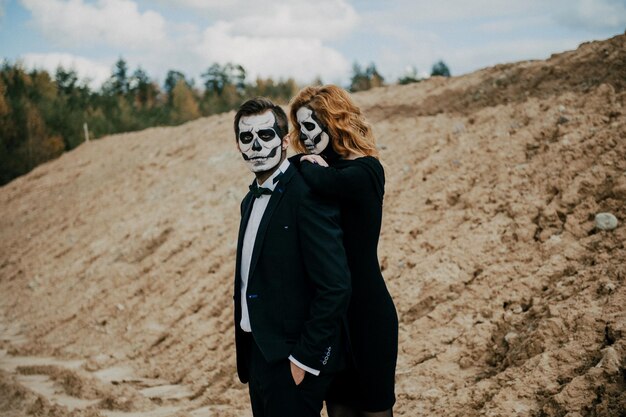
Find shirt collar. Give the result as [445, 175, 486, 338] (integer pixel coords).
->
[258, 158, 290, 191]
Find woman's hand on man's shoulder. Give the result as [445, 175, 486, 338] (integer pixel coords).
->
[300, 154, 328, 167]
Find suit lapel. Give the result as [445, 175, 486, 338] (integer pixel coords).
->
[238, 191, 255, 248]
[235, 191, 254, 297]
[248, 166, 296, 280]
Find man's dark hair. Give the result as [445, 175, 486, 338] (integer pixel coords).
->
[234, 97, 288, 140]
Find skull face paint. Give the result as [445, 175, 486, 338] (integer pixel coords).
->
[296, 106, 329, 155]
[237, 111, 283, 173]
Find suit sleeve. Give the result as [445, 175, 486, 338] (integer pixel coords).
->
[289, 190, 351, 371]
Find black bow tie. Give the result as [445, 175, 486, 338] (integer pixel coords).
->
[249, 182, 273, 198]
[249, 172, 284, 198]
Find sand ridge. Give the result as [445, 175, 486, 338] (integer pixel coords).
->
[0, 34, 625, 416]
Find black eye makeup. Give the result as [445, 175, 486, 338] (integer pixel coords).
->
[258, 129, 277, 141]
[239, 131, 253, 144]
[303, 122, 316, 131]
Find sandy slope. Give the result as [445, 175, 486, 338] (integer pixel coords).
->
[1, 34, 625, 416]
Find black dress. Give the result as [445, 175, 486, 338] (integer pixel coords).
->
[294, 155, 398, 412]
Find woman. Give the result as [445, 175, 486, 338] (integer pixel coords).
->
[288, 85, 398, 417]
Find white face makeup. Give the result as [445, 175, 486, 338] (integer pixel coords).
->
[296, 106, 329, 155]
[237, 111, 283, 173]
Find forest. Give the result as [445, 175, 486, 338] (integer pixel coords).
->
[0, 58, 450, 185]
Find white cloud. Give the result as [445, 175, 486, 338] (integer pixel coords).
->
[0, 0, 8, 29]
[20, 0, 166, 49]
[353, 12, 592, 82]
[193, 21, 351, 83]
[362, 0, 545, 24]
[228, 1, 357, 40]
[153, 0, 355, 22]
[21, 52, 111, 87]
[354, 0, 623, 83]
[153, 0, 358, 40]
[182, 0, 357, 83]
[376, 37, 583, 84]
[555, 0, 626, 30]
[147, 0, 358, 40]
[372, 31, 445, 81]
[477, 15, 553, 34]
[447, 38, 585, 74]
[154, 0, 227, 10]
[395, 36, 586, 80]
[366, 0, 626, 32]
[151, 0, 242, 12]
[12, 0, 619, 90]
[17, 0, 355, 84]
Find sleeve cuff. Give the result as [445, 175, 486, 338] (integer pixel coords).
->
[288, 355, 320, 376]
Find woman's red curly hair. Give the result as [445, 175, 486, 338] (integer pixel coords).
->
[288, 85, 379, 159]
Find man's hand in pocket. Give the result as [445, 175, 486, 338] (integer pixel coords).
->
[290, 361, 305, 385]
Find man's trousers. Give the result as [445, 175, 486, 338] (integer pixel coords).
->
[245, 335, 334, 417]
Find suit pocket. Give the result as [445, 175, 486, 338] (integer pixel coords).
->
[263, 223, 293, 257]
[284, 359, 304, 388]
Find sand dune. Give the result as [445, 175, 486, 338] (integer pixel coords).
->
[1, 34, 625, 416]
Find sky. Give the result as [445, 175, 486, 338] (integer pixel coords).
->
[0, 0, 624, 89]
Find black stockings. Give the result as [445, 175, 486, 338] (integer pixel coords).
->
[327, 402, 393, 417]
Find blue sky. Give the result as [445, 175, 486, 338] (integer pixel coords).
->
[0, 0, 624, 89]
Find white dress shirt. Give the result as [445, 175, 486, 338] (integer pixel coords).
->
[240, 158, 320, 376]
[239, 159, 288, 332]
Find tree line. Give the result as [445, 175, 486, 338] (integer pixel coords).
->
[0, 59, 300, 185]
[0, 58, 450, 185]
[350, 60, 450, 91]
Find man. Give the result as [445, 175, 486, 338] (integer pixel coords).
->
[233, 97, 351, 417]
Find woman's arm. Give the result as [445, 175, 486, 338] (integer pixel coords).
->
[299, 159, 374, 200]
[300, 154, 328, 167]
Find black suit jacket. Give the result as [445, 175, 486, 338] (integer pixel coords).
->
[234, 164, 351, 383]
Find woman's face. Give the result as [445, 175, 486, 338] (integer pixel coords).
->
[296, 106, 329, 155]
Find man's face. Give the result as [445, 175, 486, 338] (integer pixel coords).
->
[237, 110, 283, 173]
[296, 106, 329, 155]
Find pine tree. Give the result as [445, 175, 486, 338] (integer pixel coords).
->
[431, 60, 451, 77]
